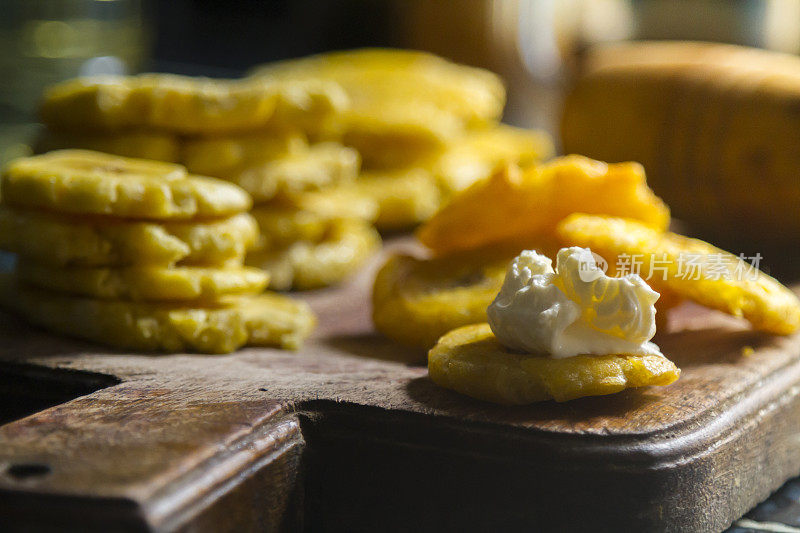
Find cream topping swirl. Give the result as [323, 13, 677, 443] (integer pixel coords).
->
[486, 247, 663, 358]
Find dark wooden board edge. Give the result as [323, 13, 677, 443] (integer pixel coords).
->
[0, 370, 305, 533]
[294, 381, 800, 532]
[4, 359, 800, 532]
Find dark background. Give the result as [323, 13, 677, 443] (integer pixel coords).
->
[147, 0, 397, 75]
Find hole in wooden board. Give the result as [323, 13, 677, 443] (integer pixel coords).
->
[0, 363, 120, 426]
[6, 463, 51, 480]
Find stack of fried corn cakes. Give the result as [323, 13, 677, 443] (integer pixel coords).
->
[37, 71, 379, 290]
[248, 49, 554, 230]
[36, 49, 554, 289]
[0, 150, 316, 353]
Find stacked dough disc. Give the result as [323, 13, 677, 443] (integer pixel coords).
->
[179, 131, 381, 290]
[0, 150, 316, 353]
[36, 72, 380, 290]
[249, 49, 554, 229]
[36, 50, 554, 289]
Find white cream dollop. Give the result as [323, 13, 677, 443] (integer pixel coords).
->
[486, 247, 663, 358]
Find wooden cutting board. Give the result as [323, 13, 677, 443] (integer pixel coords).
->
[1, 239, 799, 533]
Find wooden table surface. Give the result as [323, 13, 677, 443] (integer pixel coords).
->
[1, 239, 800, 532]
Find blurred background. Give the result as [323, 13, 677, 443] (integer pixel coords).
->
[3, 0, 800, 165]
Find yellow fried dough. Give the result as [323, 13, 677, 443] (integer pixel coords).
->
[349, 169, 442, 231]
[557, 214, 800, 335]
[183, 137, 360, 202]
[434, 124, 554, 195]
[353, 123, 552, 195]
[227, 142, 359, 202]
[250, 206, 331, 251]
[2, 150, 251, 219]
[40, 74, 347, 134]
[282, 186, 378, 223]
[181, 131, 303, 175]
[286, 168, 438, 233]
[153, 214, 259, 266]
[0, 274, 315, 353]
[250, 49, 505, 164]
[340, 103, 466, 169]
[417, 156, 670, 255]
[372, 245, 535, 352]
[428, 323, 680, 404]
[0, 206, 258, 267]
[337, 124, 551, 206]
[252, 49, 505, 125]
[35, 130, 181, 162]
[250, 194, 376, 252]
[247, 219, 381, 290]
[17, 261, 269, 302]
